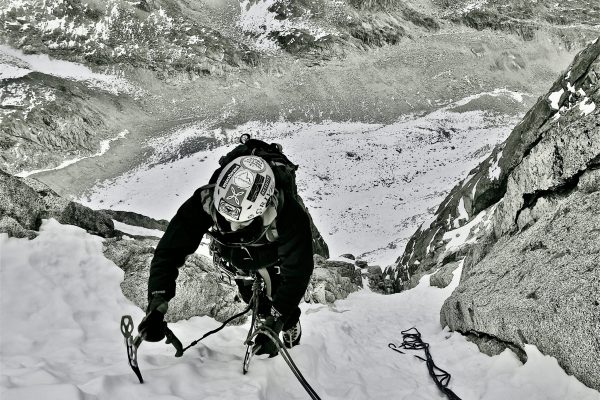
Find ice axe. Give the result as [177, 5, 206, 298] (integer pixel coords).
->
[120, 315, 184, 383]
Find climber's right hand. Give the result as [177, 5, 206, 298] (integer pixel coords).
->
[138, 294, 169, 342]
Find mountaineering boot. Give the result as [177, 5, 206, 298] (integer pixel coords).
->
[282, 320, 301, 349]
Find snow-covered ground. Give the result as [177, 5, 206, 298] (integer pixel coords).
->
[79, 91, 523, 266]
[2, 220, 598, 400]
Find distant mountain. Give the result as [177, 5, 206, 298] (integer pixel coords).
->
[2, 0, 598, 178]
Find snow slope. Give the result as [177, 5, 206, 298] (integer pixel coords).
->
[79, 92, 523, 265]
[1, 220, 598, 400]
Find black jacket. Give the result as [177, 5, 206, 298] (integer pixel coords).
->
[147, 184, 314, 319]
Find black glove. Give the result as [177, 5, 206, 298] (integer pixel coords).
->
[138, 295, 169, 342]
[253, 315, 284, 357]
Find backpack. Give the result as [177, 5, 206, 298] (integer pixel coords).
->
[217, 134, 299, 198]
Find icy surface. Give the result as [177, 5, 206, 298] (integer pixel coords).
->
[2, 220, 599, 400]
[80, 92, 522, 265]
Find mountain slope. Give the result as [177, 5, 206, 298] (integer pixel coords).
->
[395, 37, 600, 390]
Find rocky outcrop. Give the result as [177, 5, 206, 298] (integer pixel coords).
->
[396, 38, 600, 287]
[0, 170, 115, 237]
[396, 38, 600, 390]
[305, 255, 363, 303]
[104, 237, 245, 322]
[104, 241, 361, 322]
[0, 0, 259, 74]
[441, 187, 600, 387]
[429, 261, 460, 289]
[440, 0, 600, 48]
[101, 209, 169, 231]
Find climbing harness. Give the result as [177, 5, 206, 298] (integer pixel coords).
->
[389, 327, 462, 400]
[120, 272, 324, 400]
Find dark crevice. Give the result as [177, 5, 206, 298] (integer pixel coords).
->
[458, 329, 528, 363]
[515, 154, 600, 227]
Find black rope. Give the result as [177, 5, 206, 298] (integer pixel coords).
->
[389, 327, 462, 400]
[249, 327, 323, 400]
[180, 301, 254, 353]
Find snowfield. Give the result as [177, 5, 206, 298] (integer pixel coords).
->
[79, 91, 524, 266]
[1, 220, 598, 400]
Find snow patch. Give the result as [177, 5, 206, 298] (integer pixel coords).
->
[443, 203, 497, 253]
[579, 98, 596, 116]
[3, 220, 598, 399]
[489, 150, 503, 181]
[548, 88, 564, 110]
[238, 0, 333, 51]
[113, 220, 164, 238]
[0, 64, 31, 80]
[453, 197, 468, 228]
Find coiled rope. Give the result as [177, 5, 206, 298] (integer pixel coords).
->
[389, 327, 462, 400]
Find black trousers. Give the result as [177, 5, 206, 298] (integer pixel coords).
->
[234, 267, 301, 330]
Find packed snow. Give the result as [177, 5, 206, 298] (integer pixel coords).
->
[80, 92, 522, 266]
[2, 220, 598, 400]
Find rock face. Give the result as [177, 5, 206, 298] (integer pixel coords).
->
[396, 39, 600, 390]
[429, 261, 460, 289]
[104, 242, 362, 323]
[103, 237, 246, 322]
[0, 170, 115, 238]
[101, 209, 169, 231]
[441, 0, 600, 48]
[305, 255, 363, 304]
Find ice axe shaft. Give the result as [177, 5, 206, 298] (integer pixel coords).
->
[120, 315, 185, 383]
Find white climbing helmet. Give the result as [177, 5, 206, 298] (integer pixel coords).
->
[213, 155, 276, 222]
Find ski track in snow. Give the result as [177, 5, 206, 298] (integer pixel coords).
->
[1, 221, 599, 400]
[80, 92, 522, 266]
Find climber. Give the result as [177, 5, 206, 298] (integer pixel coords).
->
[138, 137, 314, 357]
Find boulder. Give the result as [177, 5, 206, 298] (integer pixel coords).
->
[101, 209, 169, 231]
[0, 170, 115, 238]
[305, 255, 363, 304]
[430, 261, 460, 289]
[103, 237, 244, 323]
